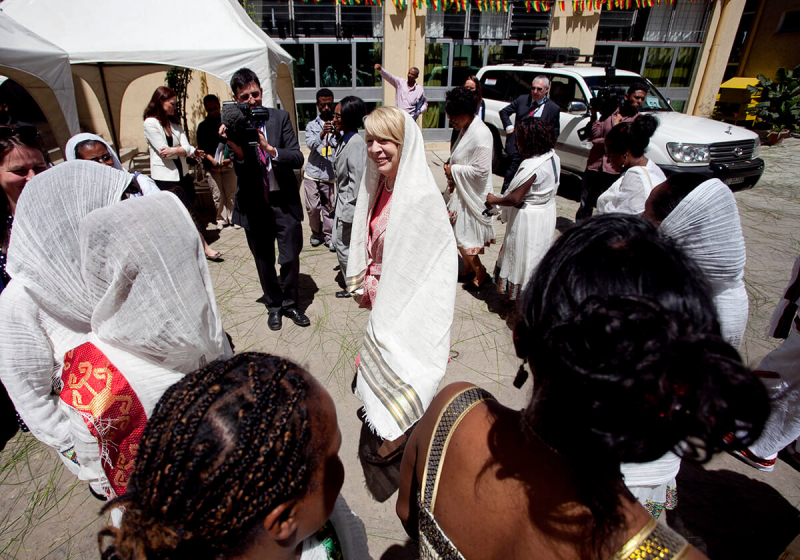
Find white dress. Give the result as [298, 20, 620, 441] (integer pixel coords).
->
[495, 153, 560, 300]
[596, 159, 666, 215]
[447, 118, 495, 253]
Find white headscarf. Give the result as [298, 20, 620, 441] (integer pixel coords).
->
[65, 133, 160, 196]
[79, 192, 230, 372]
[660, 178, 748, 348]
[347, 110, 458, 440]
[7, 160, 132, 330]
[65, 133, 124, 169]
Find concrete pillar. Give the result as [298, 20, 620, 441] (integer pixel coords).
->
[547, 3, 600, 58]
[381, 3, 426, 109]
[685, 0, 746, 118]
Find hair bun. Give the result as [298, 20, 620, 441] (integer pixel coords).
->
[530, 295, 767, 464]
[632, 114, 658, 141]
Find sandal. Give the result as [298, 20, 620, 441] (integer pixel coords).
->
[205, 251, 223, 262]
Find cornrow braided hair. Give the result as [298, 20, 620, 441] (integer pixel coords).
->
[98, 353, 319, 560]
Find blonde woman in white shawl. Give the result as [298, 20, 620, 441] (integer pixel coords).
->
[486, 117, 560, 301]
[347, 106, 457, 465]
[443, 87, 496, 290]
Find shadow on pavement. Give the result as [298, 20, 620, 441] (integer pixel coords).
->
[557, 172, 582, 202]
[555, 216, 575, 233]
[380, 540, 420, 560]
[669, 462, 800, 558]
[297, 272, 319, 312]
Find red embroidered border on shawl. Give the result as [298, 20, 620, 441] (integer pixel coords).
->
[60, 342, 147, 497]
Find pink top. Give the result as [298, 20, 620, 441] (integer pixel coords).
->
[378, 67, 428, 116]
[587, 109, 638, 174]
[360, 177, 393, 309]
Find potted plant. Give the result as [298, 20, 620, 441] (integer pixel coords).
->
[747, 65, 800, 145]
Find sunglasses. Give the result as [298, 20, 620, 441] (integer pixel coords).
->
[531, 86, 546, 92]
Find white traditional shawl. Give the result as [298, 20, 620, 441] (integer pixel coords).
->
[660, 179, 748, 348]
[597, 160, 666, 216]
[447, 118, 495, 248]
[346, 111, 458, 440]
[63, 193, 231, 494]
[6, 161, 132, 330]
[498, 150, 557, 223]
[65, 133, 160, 196]
[300, 495, 370, 560]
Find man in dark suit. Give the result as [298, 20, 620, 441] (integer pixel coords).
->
[221, 67, 308, 331]
[499, 75, 561, 192]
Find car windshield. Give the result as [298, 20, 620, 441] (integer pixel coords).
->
[583, 76, 673, 111]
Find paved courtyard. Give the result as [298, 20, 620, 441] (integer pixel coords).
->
[1, 138, 799, 559]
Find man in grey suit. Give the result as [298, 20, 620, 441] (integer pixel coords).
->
[220, 67, 308, 331]
[499, 75, 561, 192]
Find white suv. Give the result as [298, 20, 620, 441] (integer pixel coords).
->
[477, 63, 764, 189]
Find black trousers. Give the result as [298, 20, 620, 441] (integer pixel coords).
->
[575, 170, 620, 221]
[501, 132, 520, 194]
[245, 203, 302, 312]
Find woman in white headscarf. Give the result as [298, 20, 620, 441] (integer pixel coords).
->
[65, 132, 222, 262]
[347, 106, 457, 465]
[644, 173, 748, 348]
[65, 132, 160, 196]
[59, 192, 231, 498]
[0, 161, 133, 473]
[444, 87, 495, 289]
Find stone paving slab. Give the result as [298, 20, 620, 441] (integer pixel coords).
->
[1, 139, 799, 559]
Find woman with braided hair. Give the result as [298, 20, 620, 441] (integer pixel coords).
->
[397, 215, 768, 560]
[99, 352, 368, 560]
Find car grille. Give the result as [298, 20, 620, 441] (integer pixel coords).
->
[709, 140, 756, 163]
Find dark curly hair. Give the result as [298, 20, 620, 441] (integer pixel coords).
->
[445, 86, 479, 118]
[98, 353, 322, 560]
[605, 113, 659, 158]
[515, 117, 557, 159]
[517, 214, 768, 558]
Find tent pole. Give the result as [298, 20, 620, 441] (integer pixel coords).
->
[98, 62, 120, 149]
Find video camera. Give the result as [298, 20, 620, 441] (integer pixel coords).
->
[589, 66, 626, 122]
[221, 101, 271, 147]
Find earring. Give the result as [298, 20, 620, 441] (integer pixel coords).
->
[513, 358, 529, 389]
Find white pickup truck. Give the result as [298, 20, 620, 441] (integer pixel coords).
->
[476, 63, 764, 189]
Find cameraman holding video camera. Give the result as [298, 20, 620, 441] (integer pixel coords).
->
[575, 81, 648, 221]
[219, 67, 308, 331]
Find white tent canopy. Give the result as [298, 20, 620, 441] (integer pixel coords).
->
[1, 0, 296, 149]
[0, 12, 80, 149]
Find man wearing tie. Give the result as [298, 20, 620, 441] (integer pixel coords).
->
[499, 75, 561, 192]
[220, 67, 308, 331]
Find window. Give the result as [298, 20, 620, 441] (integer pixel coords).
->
[615, 47, 644, 74]
[597, 9, 636, 41]
[283, 44, 316, 88]
[297, 103, 318, 131]
[470, 10, 507, 40]
[356, 43, 382, 87]
[642, 47, 674, 87]
[596, 0, 708, 43]
[319, 44, 353, 87]
[584, 76, 672, 111]
[480, 69, 534, 103]
[422, 101, 446, 129]
[593, 44, 615, 67]
[340, 5, 383, 38]
[293, 3, 337, 37]
[508, 0, 550, 41]
[548, 76, 587, 112]
[425, 5, 468, 39]
[487, 45, 520, 65]
[261, 1, 292, 40]
[670, 46, 699, 88]
[424, 43, 450, 87]
[452, 45, 483, 87]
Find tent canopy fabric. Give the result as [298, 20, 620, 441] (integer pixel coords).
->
[0, 12, 80, 149]
[2, 0, 296, 148]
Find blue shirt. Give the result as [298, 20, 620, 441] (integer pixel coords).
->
[305, 116, 337, 182]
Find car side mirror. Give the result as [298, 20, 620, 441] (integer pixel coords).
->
[568, 101, 588, 115]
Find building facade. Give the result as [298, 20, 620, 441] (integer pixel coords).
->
[253, 0, 747, 140]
